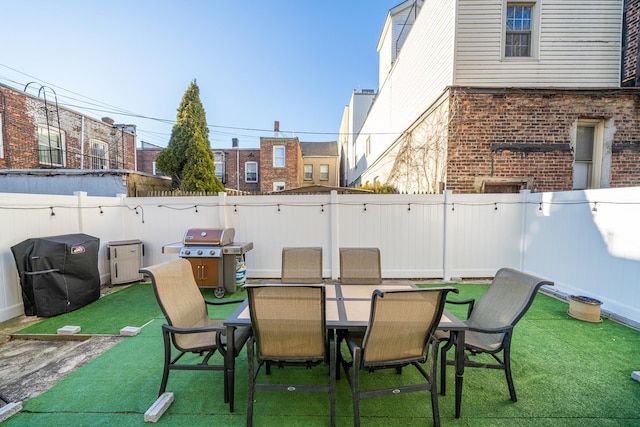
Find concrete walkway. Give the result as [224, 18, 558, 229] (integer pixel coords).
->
[0, 287, 126, 406]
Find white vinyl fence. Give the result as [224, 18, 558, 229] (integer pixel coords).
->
[1, 187, 638, 326]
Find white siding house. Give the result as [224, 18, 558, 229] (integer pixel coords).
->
[345, 0, 626, 191]
[454, 0, 623, 86]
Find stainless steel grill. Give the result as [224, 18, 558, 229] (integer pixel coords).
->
[179, 228, 234, 258]
[169, 228, 253, 298]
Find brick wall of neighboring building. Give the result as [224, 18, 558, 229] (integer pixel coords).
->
[216, 148, 261, 192]
[446, 87, 640, 193]
[136, 142, 163, 175]
[623, 0, 639, 86]
[259, 137, 302, 192]
[0, 85, 136, 171]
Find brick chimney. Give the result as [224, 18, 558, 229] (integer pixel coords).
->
[274, 121, 280, 132]
[102, 117, 115, 125]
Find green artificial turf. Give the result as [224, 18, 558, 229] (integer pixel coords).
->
[13, 283, 244, 335]
[13, 283, 160, 335]
[5, 283, 640, 426]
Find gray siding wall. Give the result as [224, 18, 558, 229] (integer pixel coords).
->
[454, 0, 623, 86]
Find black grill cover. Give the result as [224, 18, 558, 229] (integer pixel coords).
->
[11, 233, 100, 317]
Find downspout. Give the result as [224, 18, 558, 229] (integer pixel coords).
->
[121, 127, 125, 169]
[133, 132, 137, 171]
[80, 115, 85, 169]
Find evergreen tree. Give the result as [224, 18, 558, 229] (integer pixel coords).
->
[156, 80, 224, 192]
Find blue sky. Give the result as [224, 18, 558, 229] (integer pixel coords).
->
[0, 0, 398, 148]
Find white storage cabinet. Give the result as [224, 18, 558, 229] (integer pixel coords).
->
[108, 240, 144, 285]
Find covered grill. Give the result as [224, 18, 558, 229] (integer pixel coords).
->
[11, 233, 101, 317]
[174, 228, 252, 298]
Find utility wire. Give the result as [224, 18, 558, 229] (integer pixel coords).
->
[0, 64, 401, 145]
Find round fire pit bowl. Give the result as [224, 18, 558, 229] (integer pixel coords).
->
[568, 295, 603, 323]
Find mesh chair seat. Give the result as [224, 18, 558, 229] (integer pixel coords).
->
[440, 267, 553, 403]
[140, 258, 250, 412]
[281, 247, 323, 283]
[246, 284, 336, 426]
[339, 287, 458, 427]
[339, 247, 382, 284]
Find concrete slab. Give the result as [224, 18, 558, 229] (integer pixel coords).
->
[57, 325, 81, 335]
[120, 326, 141, 336]
[0, 336, 123, 402]
[0, 402, 22, 422]
[144, 392, 174, 422]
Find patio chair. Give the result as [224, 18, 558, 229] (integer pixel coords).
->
[245, 284, 335, 427]
[339, 287, 458, 427]
[339, 247, 382, 284]
[439, 267, 554, 402]
[281, 246, 323, 283]
[140, 259, 251, 411]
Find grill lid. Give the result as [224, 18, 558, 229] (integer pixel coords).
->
[182, 228, 235, 246]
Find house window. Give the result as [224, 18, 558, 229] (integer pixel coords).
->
[215, 161, 225, 183]
[320, 164, 329, 181]
[214, 151, 225, 183]
[245, 161, 258, 183]
[573, 121, 604, 190]
[505, 4, 533, 57]
[38, 126, 65, 166]
[273, 145, 285, 167]
[273, 181, 285, 191]
[304, 164, 313, 180]
[90, 140, 109, 170]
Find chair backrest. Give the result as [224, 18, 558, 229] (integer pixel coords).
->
[141, 259, 211, 348]
[468, 267, 554, 333]
[281, 247, 323, 283]
[361, 287, 457, 366]
[339, 247, 382, 284]
[246, 284, 326, 360]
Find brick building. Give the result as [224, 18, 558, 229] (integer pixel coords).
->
[0, 84, 136, 171]
[622, 0, 639, 86]
[259, 137, 303, 192]
[214, 145, 261, 193]
[136, 141, 165, 176]
[446, 87, 640, 193]
[342, 0, 640, 194]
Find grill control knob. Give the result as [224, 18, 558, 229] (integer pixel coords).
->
[184, 250, 191, 255]
[209, 250, 216, 256]
[197, 249, 203, 255]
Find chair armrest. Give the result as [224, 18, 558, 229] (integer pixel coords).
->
[204, 298, 246, 306]
[465, 324, 513, 334]
[161, 324, 225, 335]
[343, 331, 362, 354]
[445, 298, 475, 319]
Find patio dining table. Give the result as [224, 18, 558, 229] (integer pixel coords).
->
[224, 282, 468, 417]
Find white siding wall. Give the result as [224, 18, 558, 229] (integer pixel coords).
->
[1, 187, 639, 326]
[344, 92, 376, 185]
[378, 25, 394, 89]
[454, 0, 623, 86]
[356, 0, 457, 186]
